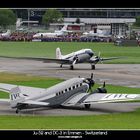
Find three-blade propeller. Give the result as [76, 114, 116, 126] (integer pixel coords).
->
[85, 73, 95, 91]
[83, 73, 107, 93]
[95, 52, 103, 64]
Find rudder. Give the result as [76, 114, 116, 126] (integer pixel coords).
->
[10, 86, 25, 108]
[56, 48, 63, 59]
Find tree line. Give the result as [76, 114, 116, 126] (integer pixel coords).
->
[0, 9, 63, 29]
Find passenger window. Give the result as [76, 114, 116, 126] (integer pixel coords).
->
[69, 87, 71, 90]
[65, 89, 67, 92]
[73, 86, 75, 89]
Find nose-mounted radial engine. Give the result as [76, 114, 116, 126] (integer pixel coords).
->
[83, 73, 107, 109]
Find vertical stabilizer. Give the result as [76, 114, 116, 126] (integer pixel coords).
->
[56, 48, 63, 59]
[60, 24, 68, 31]
[9, 86, 25, 108]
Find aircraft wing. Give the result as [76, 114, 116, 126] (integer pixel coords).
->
[41, 58, 71, 64]
[0, 99, 10, 103]
[100, 57, 122, 61]
[62, 93, 140, 106]
[89, 57, 121, 64]
[0, 56, 71, 64]
[0, 83, 46, 98]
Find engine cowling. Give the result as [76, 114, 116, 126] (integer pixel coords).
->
[92, 87, 107, 93]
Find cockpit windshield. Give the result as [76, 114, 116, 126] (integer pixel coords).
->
[85, 49, 94, 57]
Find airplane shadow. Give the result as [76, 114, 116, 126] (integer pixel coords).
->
[1, 104, 136, 116]
[18, 105, 127, 115]
[60, 106, 124, 114]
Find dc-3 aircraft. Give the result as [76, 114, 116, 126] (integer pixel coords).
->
[0, 73, 140, 114]
[0, 48, 121, 70]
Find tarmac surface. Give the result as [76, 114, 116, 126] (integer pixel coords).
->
[0, 102, 140, 116]
[0, 58, 140, 116]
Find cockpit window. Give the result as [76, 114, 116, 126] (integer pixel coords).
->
[85, 50, 94, 57]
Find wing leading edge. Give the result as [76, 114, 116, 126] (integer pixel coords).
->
[0, 56, 71, 64]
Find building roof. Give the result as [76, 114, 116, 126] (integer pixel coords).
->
[64, 18, 136, 24]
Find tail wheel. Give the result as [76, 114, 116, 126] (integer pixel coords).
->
[84, 104, 91, 109]
[91, 65, 95, 70]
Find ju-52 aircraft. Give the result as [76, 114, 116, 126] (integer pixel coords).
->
[0, 73, 139, 113]
[0, 48, 121, 70]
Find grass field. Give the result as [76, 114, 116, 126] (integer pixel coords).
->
[0, 73, 140, 129]
[0, 42, 140, 64]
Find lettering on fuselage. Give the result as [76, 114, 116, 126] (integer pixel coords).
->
[10, 87, 21, 100]
[10, 93, 20, 100]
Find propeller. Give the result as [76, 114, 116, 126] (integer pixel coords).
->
[92, 81, 107, 94]
[98, 81, 107, 93]
[85, 73, 95, 91]
[95, 52, 103, 64]
[103, 81, 105, 88]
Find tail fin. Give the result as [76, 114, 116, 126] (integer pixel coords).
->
[10, 86, 25, 108]
[60, 24, 68, 31]
[56, 47, 63, 59]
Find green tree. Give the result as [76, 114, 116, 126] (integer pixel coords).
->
[134, 16, 140, 27]
[42, 9, 63, 27]
[0, 9, 16, 28]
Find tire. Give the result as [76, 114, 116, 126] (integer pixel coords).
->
[91, 65, 95, 70]
[84, 104, 91, 109]
[16, 109, 19, 114]
[70, 65, 74, 70]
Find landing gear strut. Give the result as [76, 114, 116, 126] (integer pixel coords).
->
[84, 104, 91, 109]
[60, 64, 63, 68]
[70, 65, 74, 70]
[16, 109, 19, 114]
[91, 65, 95, 70]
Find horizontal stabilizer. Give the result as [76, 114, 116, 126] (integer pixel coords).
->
[0, 99, 10, 103]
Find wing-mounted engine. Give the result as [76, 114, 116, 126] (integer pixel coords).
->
[72, 55, 79, 63]
[92, 82, 107, 94]
[69, 55, 79, 70]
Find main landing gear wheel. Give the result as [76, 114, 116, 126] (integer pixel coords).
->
[60, 64, 63, 68]
[91, 65, 95, 70]
[70, 65, 74, 70]
[84, 104, 91, 109]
